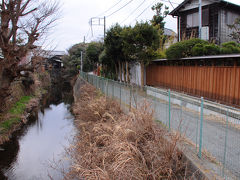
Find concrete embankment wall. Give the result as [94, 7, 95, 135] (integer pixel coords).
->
[73, 75, 86, 101]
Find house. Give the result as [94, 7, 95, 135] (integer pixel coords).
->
[169, 0, 240, 44]
[163, 28, 178, 49]
[45, 51, 65, 70]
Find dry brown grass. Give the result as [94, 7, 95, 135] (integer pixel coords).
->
[65, 84, 192, 180]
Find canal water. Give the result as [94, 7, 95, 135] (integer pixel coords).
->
[0, 83, 75, 180]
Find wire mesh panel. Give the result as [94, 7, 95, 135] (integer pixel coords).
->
[79, 72, 240, 179]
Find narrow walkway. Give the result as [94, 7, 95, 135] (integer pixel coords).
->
[84, 74, 240, 179]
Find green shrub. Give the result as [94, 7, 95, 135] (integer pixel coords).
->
[166, 38, 208, 59]
[156, 49, 166, 59]
[221, 41, 239, 48]
[203, 44, 220, 55]
[220, 41, 240, 54]
[192, 43, 205, 56]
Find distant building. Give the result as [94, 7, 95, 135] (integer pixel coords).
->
[169, 0, 240, 44]
[45, 51, 65, 70]
[163, 28, 178, 49]
[18, 51, 34, 66]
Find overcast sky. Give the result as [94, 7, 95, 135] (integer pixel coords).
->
[45, 0, 240, 52]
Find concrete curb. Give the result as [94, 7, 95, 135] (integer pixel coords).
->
[146, 86, 240, 120]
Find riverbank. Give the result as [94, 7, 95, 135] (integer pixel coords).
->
[67, 81, 196, 179]
[0, 75, 76, 179]
[0, 72, 51, 145]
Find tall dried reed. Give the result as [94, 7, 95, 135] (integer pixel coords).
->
[65, 84, 192, 179]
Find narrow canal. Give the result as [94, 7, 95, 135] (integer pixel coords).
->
[0, 82, 75, 180]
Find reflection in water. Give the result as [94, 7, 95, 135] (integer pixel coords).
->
[0, 81, 75, 180]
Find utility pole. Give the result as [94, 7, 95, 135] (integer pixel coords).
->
[104, 16, 106, 40]
[81, 51, 83, 71]
[89, 17, 106, 41]
[199, 0, 202, 39]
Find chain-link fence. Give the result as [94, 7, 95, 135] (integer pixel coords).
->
[80, 71, 240, 179]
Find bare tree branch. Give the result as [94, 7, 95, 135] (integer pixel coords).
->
[0, 0, 61, 109]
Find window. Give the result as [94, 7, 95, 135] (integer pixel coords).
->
[187, 12, 199, 27]
[202, 8, 209, 26]
[187, 9, 209, 27]
[227, 11, 239, 25]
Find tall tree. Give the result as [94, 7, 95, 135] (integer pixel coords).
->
[0, 0, 60, 110]
[63, 43, 87, 76]
[86, 42, 103, 71]
[121, 26, 135, 83]
[129, 22, 159, 87]
[151, 2, 169, 50]
[104, 24, 125, 81]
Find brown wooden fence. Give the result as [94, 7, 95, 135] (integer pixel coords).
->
[146, 65, 240, 106]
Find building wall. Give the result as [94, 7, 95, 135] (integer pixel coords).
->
[179, 0, 213, 12]
[129, 62, 141, 86]
[219, 9, 240, 44]
[178, 2, 240, 43]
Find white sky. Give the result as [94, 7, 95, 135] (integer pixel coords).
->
[45, 0, 240, 52]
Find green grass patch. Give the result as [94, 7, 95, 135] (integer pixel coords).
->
[9, 96, 31, 115]
[0, 96, 32, 133]
[0, 117, 21, 131]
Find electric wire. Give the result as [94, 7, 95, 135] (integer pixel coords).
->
[132, 0, 158, 23]
[167, 0, 176, 10]
[161, 0, 179, 5]
[120, 0, 146, 24]
[86, 26, 91, 39]
[106, 0, 134, 18]
[96, 0, 123, 17]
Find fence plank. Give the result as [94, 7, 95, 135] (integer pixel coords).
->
[146, 65, 240, 106]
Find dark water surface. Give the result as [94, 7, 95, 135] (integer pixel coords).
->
[0, 84, 75, 180]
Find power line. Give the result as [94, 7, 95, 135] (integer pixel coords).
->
[106, 0, 134, 18]
[97, 0, 123, 17]
[86, 26, 91, 39]
[120, 0, 146, 24]
[132, 0, 158, 23]
[161, 0, 179, 5]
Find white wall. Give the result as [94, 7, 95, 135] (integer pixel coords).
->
[129, 62, 141, 86]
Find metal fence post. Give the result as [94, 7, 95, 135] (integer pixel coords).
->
[168, 89, 171, 131]
[196, 106, 200, 151]
[180, 97, 183, 133]
[106, 79, 109, 97]
[129, 84, 132, 111]
[98, 76, 100, 90]
[198, 97, 204, 158]
[120, 82, 122, 106]
[222, 109, 229, 177]
[135, 86, 138, 109]
[112, 80, 114, 98]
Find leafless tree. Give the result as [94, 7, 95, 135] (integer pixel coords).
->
[0, 0, 60, 111]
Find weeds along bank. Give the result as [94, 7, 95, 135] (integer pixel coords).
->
[0, 72, 51, 144]
[68, 81, 198, 179]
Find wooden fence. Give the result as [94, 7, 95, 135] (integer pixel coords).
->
[146, 65, 240, 106]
